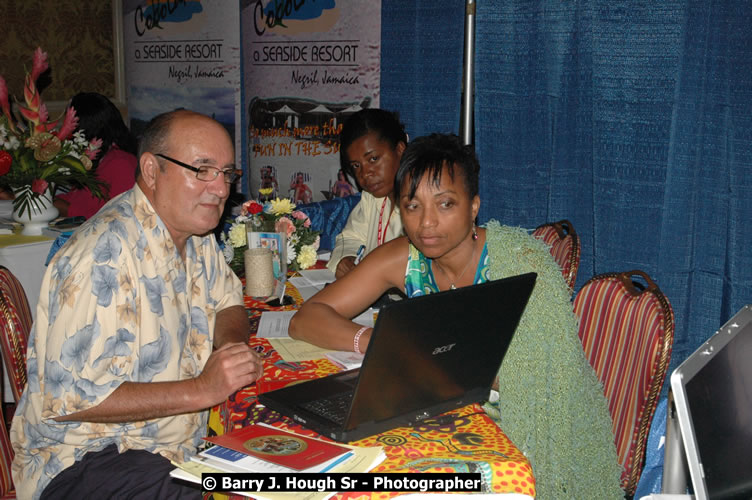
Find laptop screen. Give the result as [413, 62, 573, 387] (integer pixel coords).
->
[671, 305, 752, 500]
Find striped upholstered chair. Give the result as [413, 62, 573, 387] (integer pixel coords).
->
[0, 267, 31, 404]
[532, 219, 581, 291]
[573, 270, 674, 497]
[0, 409, 13, 499]
[0, 266, 28, 498]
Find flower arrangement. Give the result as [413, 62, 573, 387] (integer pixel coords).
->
[222, 197, 321, 273]
[0, 47, 103, 218]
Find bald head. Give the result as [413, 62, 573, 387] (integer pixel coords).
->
[136, 110, 228, 179]
[136, 110, 235, 253]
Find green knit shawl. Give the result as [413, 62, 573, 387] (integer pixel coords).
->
[484, 221, 623, 500]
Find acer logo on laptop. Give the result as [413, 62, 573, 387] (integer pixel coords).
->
[432, 343, 456, 355]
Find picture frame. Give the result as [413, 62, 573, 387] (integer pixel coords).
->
[247, 230, 287, 282]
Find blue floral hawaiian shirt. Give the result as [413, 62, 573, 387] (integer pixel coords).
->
[10, 184, 243, 499]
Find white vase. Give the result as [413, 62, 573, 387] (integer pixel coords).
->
[12, 186, 59, 236]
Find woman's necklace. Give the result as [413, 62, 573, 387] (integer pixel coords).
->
[434, 239, 476, 290]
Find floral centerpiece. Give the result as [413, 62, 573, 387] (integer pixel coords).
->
[0, 47, 103, 221]
[221, 197, 321, 274]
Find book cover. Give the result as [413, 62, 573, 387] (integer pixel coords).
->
[204, 424, 349, 471]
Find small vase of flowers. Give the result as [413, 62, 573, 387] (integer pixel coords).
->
[221, 197, 320, 276]
[0, 47, 103, 234]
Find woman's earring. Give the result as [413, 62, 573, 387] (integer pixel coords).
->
[472, 225, 478, 240]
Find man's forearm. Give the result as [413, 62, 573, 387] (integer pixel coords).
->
[54, 306, 255, 424]
[54, 379, 209, 423]
[214, 304, 250, 346]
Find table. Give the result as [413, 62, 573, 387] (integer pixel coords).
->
[0, 234, 55, 322]
[0, 233, 55, 402]
[209, 282, 536, 498]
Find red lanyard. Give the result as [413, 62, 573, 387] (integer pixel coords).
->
[377, 198, 391, 246]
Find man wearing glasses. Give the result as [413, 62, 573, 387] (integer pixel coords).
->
[11, 110, 262, 499]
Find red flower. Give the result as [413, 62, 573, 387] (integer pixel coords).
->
[243, 200, 264, 215]
[31, 179, 48, 194]
[0, 151, 12, 175]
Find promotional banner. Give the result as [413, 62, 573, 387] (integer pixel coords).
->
[122, 0, 243, 173]
[242, 0, 381, 203]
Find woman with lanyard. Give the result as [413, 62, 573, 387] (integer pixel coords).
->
[327, 108, 408, 278]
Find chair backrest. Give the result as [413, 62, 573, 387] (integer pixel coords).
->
[297, 193, 361, 251]
[573, 270, 674, 496]
[532, 219, 581, 290]
[0, 266, 32, 403]
[0, 409, 14, 497]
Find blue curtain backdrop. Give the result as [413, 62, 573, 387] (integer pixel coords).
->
[381, 0, 752, 380]
[381, 1, 465, 138]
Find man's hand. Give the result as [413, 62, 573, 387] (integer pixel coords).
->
[335, 256, 357, 279]
[53, 343, 263, 423]
[53, 306, 261, 423]
[195, 342, 264, 407]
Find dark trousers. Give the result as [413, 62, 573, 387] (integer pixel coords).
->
[40, 444, 202, 499]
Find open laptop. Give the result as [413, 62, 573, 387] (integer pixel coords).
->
[259, 272, 537, 442]
[669, 304, 752, 500]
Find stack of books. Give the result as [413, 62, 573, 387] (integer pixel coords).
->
[171, 423, 385, 498]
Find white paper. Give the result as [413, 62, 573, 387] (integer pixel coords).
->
[256, 310, 296, 338]
[353, 308, 378, 328]
[325, 351, 364, 370]
[288, 276, 323, 301]
[268, 337, 333, 361]
[288, 270, 334, 301]
[297, 269, 336, 286]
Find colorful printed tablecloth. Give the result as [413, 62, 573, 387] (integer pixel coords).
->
[208, 281, 536, 498]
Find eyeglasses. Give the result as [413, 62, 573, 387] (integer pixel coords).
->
[155, 153, 241, 184]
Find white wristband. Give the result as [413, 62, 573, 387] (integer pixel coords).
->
[353, 326, 368, 354]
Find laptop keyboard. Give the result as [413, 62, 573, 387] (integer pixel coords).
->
[300, 390, 353, 425]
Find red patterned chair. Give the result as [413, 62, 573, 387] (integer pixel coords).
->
[0, 266, 32, 499]
[573, 270, 674, 497]
[0, 267, 31, 404]
[532, 219, 581, 291]
[0, 410, 13, 499]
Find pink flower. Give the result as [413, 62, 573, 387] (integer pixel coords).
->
[291, 210, 311, 228]
[0, 76, 7, 109]
[34, 103, 53, 133]
[30, 48, 49, 83]
[275, 216, 296, 237]
[85, 137, 102, 160]
[54, 107, 78, 141]
[31, 179, 49, 194]
[0, 76, 12, 127]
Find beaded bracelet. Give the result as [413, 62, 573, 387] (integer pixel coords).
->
[353, 326, 368, 354]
